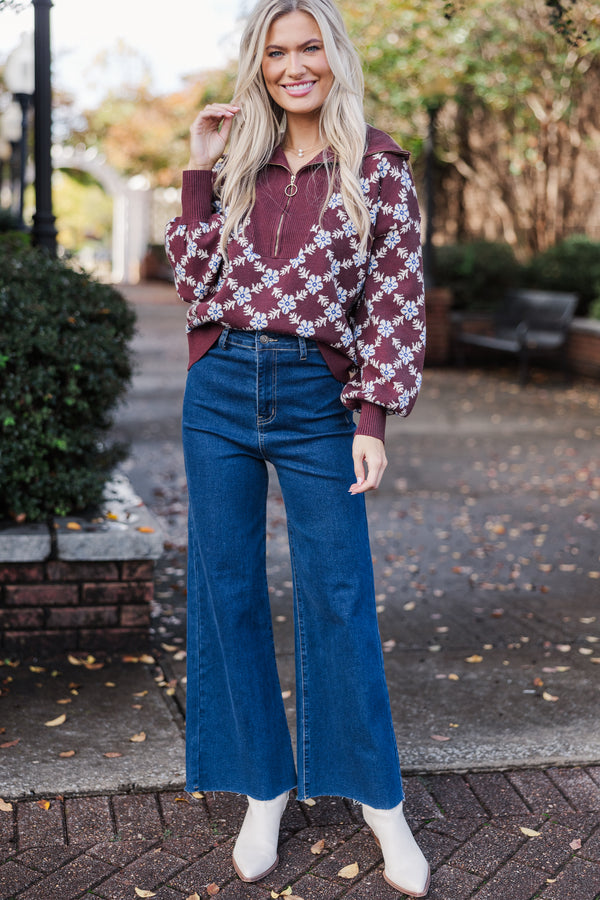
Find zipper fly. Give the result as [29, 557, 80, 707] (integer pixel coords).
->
[274, 173, 297, 257]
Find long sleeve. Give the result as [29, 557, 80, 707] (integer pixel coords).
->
[340, 155, 425, 418]
[164, 169, 225, 305]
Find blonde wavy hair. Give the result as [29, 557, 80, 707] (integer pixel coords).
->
[216, 0, 371, 259]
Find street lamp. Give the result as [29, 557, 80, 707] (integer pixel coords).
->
[0, 101, 22, 211]
[4, 32, 34, 230]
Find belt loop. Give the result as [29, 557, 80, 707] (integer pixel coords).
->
[218, 326, 230, 349]
[298, 335, 307, 360]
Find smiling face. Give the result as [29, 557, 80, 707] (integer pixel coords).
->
[261, 10, 334, 118]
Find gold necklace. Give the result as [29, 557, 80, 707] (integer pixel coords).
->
[283, 139, 326, 159]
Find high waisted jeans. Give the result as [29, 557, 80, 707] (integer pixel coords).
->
[182, 328, 403, 808]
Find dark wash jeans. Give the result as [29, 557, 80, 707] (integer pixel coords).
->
[182, 328, 404, 808]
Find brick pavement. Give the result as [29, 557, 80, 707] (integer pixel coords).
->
[2, 768, 600, 899]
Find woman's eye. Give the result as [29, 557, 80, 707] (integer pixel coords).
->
[268, 50, 283, 58]
[305, 45, 320, 52]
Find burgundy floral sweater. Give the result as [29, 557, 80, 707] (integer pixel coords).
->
[165, 126, 425, 440]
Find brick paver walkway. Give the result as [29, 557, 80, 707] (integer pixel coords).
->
[2, 768, 600, 899]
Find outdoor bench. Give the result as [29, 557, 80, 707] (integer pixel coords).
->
[452, 288, 578, 384]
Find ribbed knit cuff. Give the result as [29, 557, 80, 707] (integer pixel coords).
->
[181, 169, 214, 222]
[355, 401, 387, 442]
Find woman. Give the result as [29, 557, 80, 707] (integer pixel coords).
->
[165, 0, 429, 895]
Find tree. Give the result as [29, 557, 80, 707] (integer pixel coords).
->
[340, 0, 600, 253]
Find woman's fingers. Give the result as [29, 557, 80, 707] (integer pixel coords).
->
[349, 435, 387, 494]
[188, 102, 240, 169]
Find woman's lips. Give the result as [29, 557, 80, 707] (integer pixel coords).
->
[281, 81, 316, 97]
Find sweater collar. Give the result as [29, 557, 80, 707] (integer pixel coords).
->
[267, 125, 409, 169]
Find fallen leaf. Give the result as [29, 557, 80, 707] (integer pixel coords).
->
[0, 799, 13, 812]
[134, 890, 156, 898]
[303, 798, 316, 806]
[448, 673, 460, 681]
[67, 654, 83, 666]
[59, 750, 76, 758]
[103, 751, 123, 758]
[161, 643, 177, 652]
[533, 677, 544, 688]
[0, 739, 20, 749]
[174, 796, 189, 803]
[122, 655, 139, 663]
[105, 682, 116, 687]
[56, 698, 72, 705]
[191, 791, 204, 799]
[465, 655, 483, 663]
[337, 862, 359, 879]
[556, 644, 572, 653]
[29, 665, 45, 673]
[45, 714, 66, 727]
[139, 654, 156, 665]
[137, 526, 155, 533]
[173, 650, 187, 661]
[431, 734, 451, 742]
[207, 885, 220, 896]
[520, 827, 541, 837]
[66, 521, 82, 530]
[546, 878, 557, 883]
[570, 838, 582, 850]
[543, 692, 559, 702]
[281, 690, 292, 699]
[37, 800, 51, 810]
[133, 690, 148, 698]
[311, 839, 325, 854]
[186, 894, 200, 900]
[130, 731, 146, 743]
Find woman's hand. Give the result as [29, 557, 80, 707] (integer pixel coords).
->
[188, 102, 240, 171]
[349, 435, 387, 494]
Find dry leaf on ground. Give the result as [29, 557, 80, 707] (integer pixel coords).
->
[103, 751, 123, 758]
[59, 750, 75, 758]
[134, 889, 156, 898]
[0, 799, 13, 812]
[0, 739, 20, 749]
[45, 714, 66, 727]
[570, 838, 582, 850]
[37, 800, 51, 810]
[186, 894, 200, 900]
[431, 734, 451, 742]
[311, 839, 325, 854]
[337, 862, 359, 879]
[465, 654, 483, 664]
[542, 692, 559, 702]
[130, 731, 146, 743]
[207, 885, 220, 896]
[520, 827, 541, 837]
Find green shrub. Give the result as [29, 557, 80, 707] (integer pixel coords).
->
[589, 297, 600, 321]
[433, 241, 523, 310]
[0, 236, 136, 522]
[524, 236, 600, 317]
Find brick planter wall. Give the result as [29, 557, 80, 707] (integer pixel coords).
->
[567, 318, 600, 378]
[0, 559, 154, 656]
[425, 287, 453, 365]
[0, 475, 162, 658]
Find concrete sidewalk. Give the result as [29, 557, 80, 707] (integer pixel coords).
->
[1, 282, 600, 899]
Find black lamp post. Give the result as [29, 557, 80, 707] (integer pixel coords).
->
[32, 0, 57, 255]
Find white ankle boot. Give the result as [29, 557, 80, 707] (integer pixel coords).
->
[362, 800, 430, 897]
[232, 791, 288, 882]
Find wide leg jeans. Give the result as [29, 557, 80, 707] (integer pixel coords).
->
[182, 329, 404, 808]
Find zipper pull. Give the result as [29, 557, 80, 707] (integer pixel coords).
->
[284, 174, 298, 197]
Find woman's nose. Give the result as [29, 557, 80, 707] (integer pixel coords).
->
[286, 52, 305, 78]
